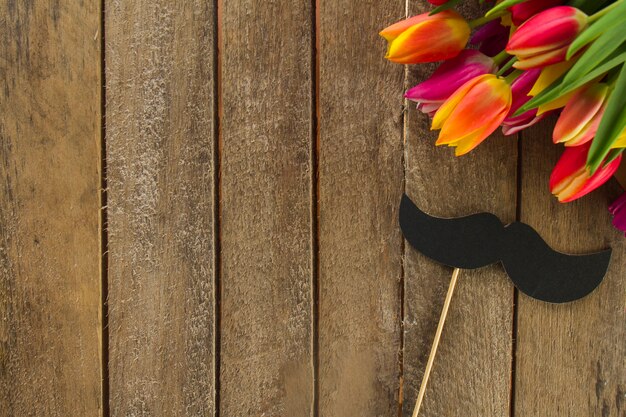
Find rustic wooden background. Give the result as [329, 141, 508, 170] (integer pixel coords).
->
[1, 1, 625, 416]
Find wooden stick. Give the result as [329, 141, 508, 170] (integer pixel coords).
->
[412, 267, 461, 417]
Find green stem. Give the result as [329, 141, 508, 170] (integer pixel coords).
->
[504, 69, 523, 84]
[496, 58, 518, 76]
[469, 12, 505, 29]
[588, 0, 624, 23]
[492, 50, 510, 66]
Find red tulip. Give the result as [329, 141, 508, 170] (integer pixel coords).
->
[380, 10, 470, 64]
[405, 50, 497, 116]
[428, 0, 450, 4]
[509, 0, 566, 26]
[550, 142, 622, 203]
[432, 74, 512, 155]
[506, 6, 588, 70]
[553, 82, 608, 147]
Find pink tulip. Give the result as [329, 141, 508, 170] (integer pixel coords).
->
[609, 192, 626, 236]
[553, 82, 609, 147]
[470, 20, 509, 57]
[380, 11, 470, 64]
[506, 6, 588, 70]
[509, 0, 566, 26]
[405, 50, 497, 116]
[502, 69, 547, 135]
[550, 142, 622, 203]
[428, 0, 450, 4]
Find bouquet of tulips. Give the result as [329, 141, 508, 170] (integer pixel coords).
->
[381, 0, 626, 235]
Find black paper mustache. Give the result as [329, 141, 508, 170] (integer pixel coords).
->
[399, 194, 611, 303]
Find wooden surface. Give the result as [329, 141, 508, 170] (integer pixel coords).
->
[317, 0, 404, 416]
[0, 1, 103, 416]
[105, 1, 216, 415]
[219, 0, 314, 415]
[1, 1, 625, 417]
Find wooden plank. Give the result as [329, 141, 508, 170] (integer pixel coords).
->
[219, 1, 314, 415]
[402, 5, 516, 416]
[105, 2, 216, 415]
[0, 1, 102, 416]
[515, 123, 626, 417]
[316, 0, 405, 415]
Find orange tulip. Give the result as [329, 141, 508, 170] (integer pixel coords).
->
[432, 74, 512, 156]
[380, 11, 470, 64]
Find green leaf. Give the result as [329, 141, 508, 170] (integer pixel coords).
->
[587, 64, 626, 173]
[484, 0, 528, 17]
[429, 0, 462, 15]
[563, 23, 626, 84]
[567, 1, 626, 59]
[516, 46, 626, 115]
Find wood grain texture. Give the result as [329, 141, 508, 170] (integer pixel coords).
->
[105, 2, 216, 415]
[0, 1, 102, 415]
[515, 123, 626, 417]
[402, 5, 516, 417]
[316, 0, 405, 416]
[219, 0, 314, 415]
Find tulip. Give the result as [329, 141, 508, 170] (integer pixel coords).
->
[428, 0, 450, 4]
[405, 50, 497, 116]
[509, 0, 566, 26]
[549, 142, 622, 203]
[553, 82, 608, 146]
[470, 20, 510, 57]
[502, 69, 546, 135]
[609, 192, 626, 236]
[432, 74, 512, 156]
[506, 6, 588, 70]
[380, 11, 470, 64]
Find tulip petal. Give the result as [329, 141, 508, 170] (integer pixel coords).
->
[554, 83, 608, 144]
[384, 11, 470, 64]
[405, 50, 496, 102]
[431, 75, 485, 130]
[436, 76, 511, 141]
[380, 14, 430, 41]
[509, 0, 565, 26]
[529, 59, 578, 96]
[502, 113, 546, 135]
[513, 44, 570, 70]
[550, 143, 622, 202]
[507, 6, 586, 54]
[537, 86, 583, 115]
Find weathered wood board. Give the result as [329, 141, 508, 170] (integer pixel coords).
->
[219, 0, 315, 415]
[317, 0, 405, 416]
[105, 1, 217, 415]
[0, 1, 103, 415]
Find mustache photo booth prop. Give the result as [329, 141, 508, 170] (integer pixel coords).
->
[399, 194, 612, 303]
[398, 193, 612, 417]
